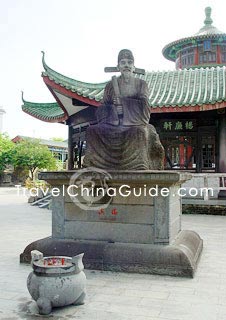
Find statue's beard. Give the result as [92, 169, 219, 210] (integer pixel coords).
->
[122, 70, 132, 82]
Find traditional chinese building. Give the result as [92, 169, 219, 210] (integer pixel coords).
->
[22, 7, 226, 173]
[12, 135, 68, 165]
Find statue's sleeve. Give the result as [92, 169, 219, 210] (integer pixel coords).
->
[101, 81, 114, 106]
[96, 81, 113, 122]
[140, 80, 150, 109]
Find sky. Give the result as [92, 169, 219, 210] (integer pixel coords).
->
[1, 0, 226, 140]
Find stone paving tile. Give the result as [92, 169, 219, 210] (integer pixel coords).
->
[85, 279, 108, 287]
[138, 298, 166, 308]
[187, 304, 218, 320]
[139, 298, 192, 310]
[0, 312, 21, 320]
[89, 293, 143, 306]
[150, 284, 195, 295]
[219, 283, 226, 291]
[107, 304, 161, 317]
[0, 291, 22, 300]
[218, 296, 226, 306]
[168, 292, 219, 305]
[70, 308, 166, 320]
[163, 277, 198, 284]
[195, 288, 226, 298]
[86, 285, 125, 296]
[195, 271, 222, 278]
[217, 304, 226, 316]
[0, 298, 21, 314]
[124, 289, 170, 300]
[108, 281, 153, 291]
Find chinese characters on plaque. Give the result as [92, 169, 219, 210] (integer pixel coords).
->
[161, 120, 196, 131]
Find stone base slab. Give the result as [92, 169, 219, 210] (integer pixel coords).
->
[20, 230, 203, 277]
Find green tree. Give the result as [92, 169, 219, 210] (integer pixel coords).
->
[0, 134, 15, 173]
[13, 139, 57, 180]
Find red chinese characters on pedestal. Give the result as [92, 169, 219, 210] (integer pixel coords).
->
[111, 208, 118, 215]
[98, 208, 119, 215]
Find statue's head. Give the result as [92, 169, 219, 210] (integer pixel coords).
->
[117, 49, 135, 76]
[117, 49, 134, 63]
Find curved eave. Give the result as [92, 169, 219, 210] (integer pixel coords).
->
[22, 101, 67, 123]
[162, 33, 226, 62]
[43, 75, 101, 107]
[41, 51, 106, 106]
[22, 100, 226, 125]
[189, 63, 226, 69]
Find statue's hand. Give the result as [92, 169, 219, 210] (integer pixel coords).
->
[113, 97, 119, 105]
[113, 97, 123, 115]
[116, 105, 123, 114]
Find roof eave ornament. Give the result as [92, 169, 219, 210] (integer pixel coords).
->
[194, 6, 221, 35]
[21, 91, 25, 103]
[41, 51, 48, 72]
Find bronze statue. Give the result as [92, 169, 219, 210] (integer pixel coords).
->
[83, 49, 164, 170]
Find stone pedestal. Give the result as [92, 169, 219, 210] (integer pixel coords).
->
[20, 170, 203, 277]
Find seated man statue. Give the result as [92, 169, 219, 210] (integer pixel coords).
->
[83, 49, 164, 170]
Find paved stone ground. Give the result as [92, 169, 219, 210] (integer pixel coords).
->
[0, 187, 226, 320]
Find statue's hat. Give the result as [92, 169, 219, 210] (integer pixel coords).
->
[118, 49, 134, 63]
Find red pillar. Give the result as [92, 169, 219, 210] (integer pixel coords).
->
[194, 47, 199, 65]
[216, 45, 222, 64]
[178, 52, 182, 69]
[179, 137, 184, 168]
[187, 145, 193, 169]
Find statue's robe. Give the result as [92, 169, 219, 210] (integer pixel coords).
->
[83, 76, 164, 170]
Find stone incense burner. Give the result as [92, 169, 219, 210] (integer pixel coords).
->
[27, 250, 86, 315]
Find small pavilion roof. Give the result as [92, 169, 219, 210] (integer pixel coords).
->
[162, 7, 226, 62]
[22, 92, 65, 123]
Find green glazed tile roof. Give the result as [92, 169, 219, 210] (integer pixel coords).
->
[22, 54, 226, 122]
[43, 55, 226, 107]
[22, 92, 65, 122]
[163, 7, 226, 62]
[148, 66, 226, 108]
